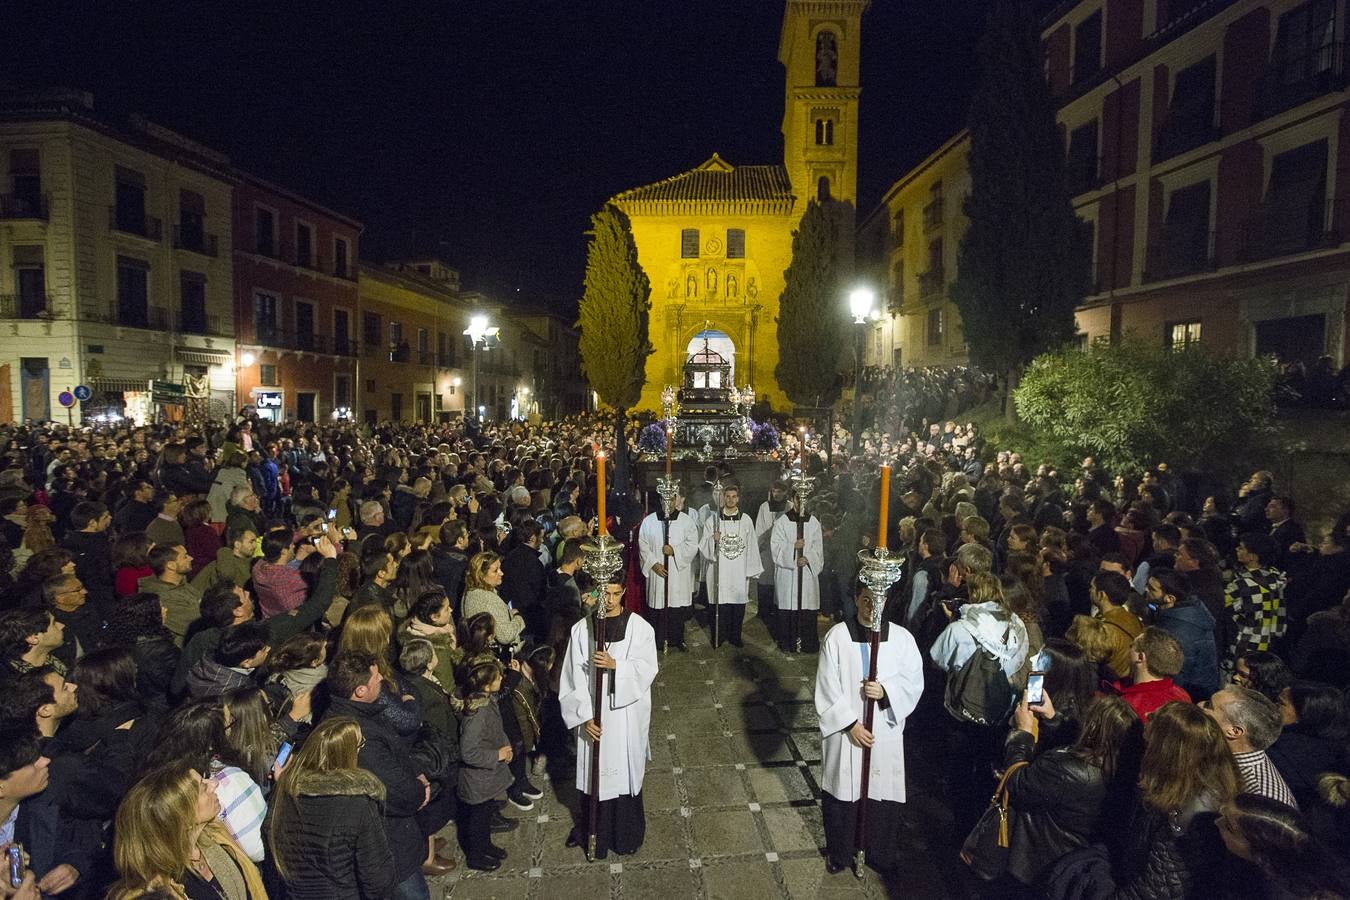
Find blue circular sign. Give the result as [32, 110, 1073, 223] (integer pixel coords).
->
[57, 392, 76, 408]
[73, 384, 92, 401]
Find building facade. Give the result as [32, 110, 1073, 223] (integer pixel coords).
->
[865, 0, 1350, 370]
[231, 175, 361, 423]
[358, 261, 470, 424]
[611, 0, 869, 411]
[0, 90, 236, 423]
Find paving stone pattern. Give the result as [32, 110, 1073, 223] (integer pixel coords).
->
[433, 610, 964, 899]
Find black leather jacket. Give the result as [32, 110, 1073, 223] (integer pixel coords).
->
[1003, 729, 1107, 885]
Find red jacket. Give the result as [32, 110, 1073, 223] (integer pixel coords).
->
[1112, 677, 1191, 721]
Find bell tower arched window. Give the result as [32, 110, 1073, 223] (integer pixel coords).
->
[818, 176, 832, 201]
[815, 119, 835, 146]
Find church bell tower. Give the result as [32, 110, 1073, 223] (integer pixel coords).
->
[779, 0, 868, 213]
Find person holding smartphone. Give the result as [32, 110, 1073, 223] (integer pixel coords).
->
[996, 695, 1142, 891]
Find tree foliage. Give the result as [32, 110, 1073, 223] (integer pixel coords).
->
[776, 199, 847, 407]
[1014, 339, 1279, 473]
[951, 1, 1092, 403]
[578, 204, 652, 411]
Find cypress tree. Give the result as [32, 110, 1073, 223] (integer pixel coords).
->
[776, 199, 847, 408]
[578, 203, 652, 492]
[951, 0, 1093, 421]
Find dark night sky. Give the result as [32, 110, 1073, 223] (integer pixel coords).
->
[5, 2, 989, 315]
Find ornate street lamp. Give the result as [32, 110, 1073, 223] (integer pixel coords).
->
[848, 287, 876, 459]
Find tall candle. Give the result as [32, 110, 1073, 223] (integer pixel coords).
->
[877, 464, 891, 550]
[665, 424, 673, 476]
[798, 427, 807, 475]
[596, 451, 607, 536]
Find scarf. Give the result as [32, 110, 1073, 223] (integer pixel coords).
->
[196, 831, 261, 900]
[407, 618, 458, 647]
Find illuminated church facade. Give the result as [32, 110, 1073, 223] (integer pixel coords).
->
[611, 0, 868, 411]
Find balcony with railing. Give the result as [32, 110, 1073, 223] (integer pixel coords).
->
[918, 267, 945, 304]
[172, 225, 219, 257]
[175, 312, 229, 337]
[109, 206, 162, 241]
[0, 193, 49, 220]
[333, 335, 358, 356]
[435, 352, 458, 368]
[1145, 227, 1217, 280]
[0, 293, 58, 319]
[106, 304, 169, 330]
[1254, 42, 1348, 122]
[418, 350, 433, 365]
[1238, 197, 1347, 263]
[922, 198, 944, 231]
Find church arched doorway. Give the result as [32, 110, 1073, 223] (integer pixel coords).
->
[686, 330, 735, 388]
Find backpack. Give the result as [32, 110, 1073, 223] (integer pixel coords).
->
[943, 620, 1015, 726]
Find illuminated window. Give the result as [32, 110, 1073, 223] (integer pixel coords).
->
[681, 229, 700, 258]
[1168, 320, 1202, 351]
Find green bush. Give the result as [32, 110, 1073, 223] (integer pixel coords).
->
[1014, 339, 1279, 474]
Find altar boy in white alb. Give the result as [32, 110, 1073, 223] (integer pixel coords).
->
[638, 485, 699, 649]
[770, 501, 824, 652]
[814, 584, 923, 874]
[559, 576, 659, 858]
[698, 483, 762, 648]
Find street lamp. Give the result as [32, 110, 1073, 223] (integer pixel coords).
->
[848, 287, 876, 458]
[463, 314, 499, 423]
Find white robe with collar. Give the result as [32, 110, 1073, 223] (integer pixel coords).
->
[770, 513, 824, 612]
[559, 612, 658, 801]
[638, 510, 699, 608]
[814, 619, 924, 802]
[698, 511, 763, 605]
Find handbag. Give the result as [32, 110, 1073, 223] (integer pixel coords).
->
[409, 721, 457, 797]
[959, 760, 1029, 880]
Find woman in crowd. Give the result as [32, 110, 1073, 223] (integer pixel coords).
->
[337, 605, 421, 739]
[142, 697, 269, 863]
[1215, 793, 1350, 898]
[108, 763, 267, 900]
[222, 687, 283, 793]
[1268, 680, 1350, 816]
[268, 716, 397, 899]
[179, 499, 222, 580]
[398, 588, 461, 687]
[1001, 694, 1142, 893]
[461, 551, 525, 652]
[392, 548, 437, 619]
[1024, 638, 1099, 753]
[262, 633, 327, 725]
[104, 591, 180, 701]
[112, 532, 155, 600]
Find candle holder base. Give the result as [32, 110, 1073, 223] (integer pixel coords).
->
[855, 547, 905, 629]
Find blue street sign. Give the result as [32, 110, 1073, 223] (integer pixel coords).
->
[57, 392, 76, 408]
[73, 384, 92, 401]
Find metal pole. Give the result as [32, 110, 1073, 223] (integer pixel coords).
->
[850, 322, 865, 458]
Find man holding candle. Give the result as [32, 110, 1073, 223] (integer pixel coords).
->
[699, 482, 762, 648]
[770, 492, 823, 652]
[638, 485, 699, 650]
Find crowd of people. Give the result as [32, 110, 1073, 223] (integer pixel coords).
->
[0, 405, 1344, 899]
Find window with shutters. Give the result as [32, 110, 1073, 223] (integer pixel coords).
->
[926, 307, 944, 346]
[363, 312, 381, 349]
[295, 221, 314, 269]
[1158, 182, 1212, 276]
[726, 229, 745, 259]
[179, 272, 207, 334]
[681, 229, 700, 258]
[1066, 121, 1100, 194]
[8, 149, 42, 217]
[254, 291, 280, 344]
[334, 236, 351, 278]
[1073, 12, 1102, 84]
[117, 256, 150, 327]
[114, 166, 148, 236]
[255, 207, 277, 257]
[1258, 139, 1329, 257]
[1156, 56, 1218, 160]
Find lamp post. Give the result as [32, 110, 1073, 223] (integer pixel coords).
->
[848, 287, 876, 459]
[462, 313, 498, 424]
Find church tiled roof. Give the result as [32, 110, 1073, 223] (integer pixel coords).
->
[612, 154, 796, 215]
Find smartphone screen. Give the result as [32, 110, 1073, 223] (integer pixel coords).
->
[327, 509, 337, 520]
[8, 845, 22, 888]
[274, 742, 293, 770]
[1025, 672, 1045, 706]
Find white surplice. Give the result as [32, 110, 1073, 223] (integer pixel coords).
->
[814, 619, 924, 802]
[638, 510, 699, 608]
[698, 511, 763, 605]
[754, 500, 790, 580]
[770, 512, 824, 612]
[559, 611, 658, 801]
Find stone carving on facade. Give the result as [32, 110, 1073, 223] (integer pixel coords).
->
[816, 31, 838, 87]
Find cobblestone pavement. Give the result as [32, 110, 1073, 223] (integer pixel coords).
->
[432, 607, 966, 899]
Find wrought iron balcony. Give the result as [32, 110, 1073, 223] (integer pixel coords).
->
[1238, 197, 1347, 263]
[175, 312, 229, 337]
[109, 206, 162, 241]
[0, 293, 58, 319]
[918, 268, 945, 304]
[107, 304, 169, 330]
[1254, 42, 1348, 122]
[1145, 227, 1217, 280]
[0, 193, 49, 220]
[172, 225, 219, 257]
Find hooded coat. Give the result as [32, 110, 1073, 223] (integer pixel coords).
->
[269, 768, 396, 900]
[1154, 598, 1220, 701]
[929, 600, 1031, 682]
